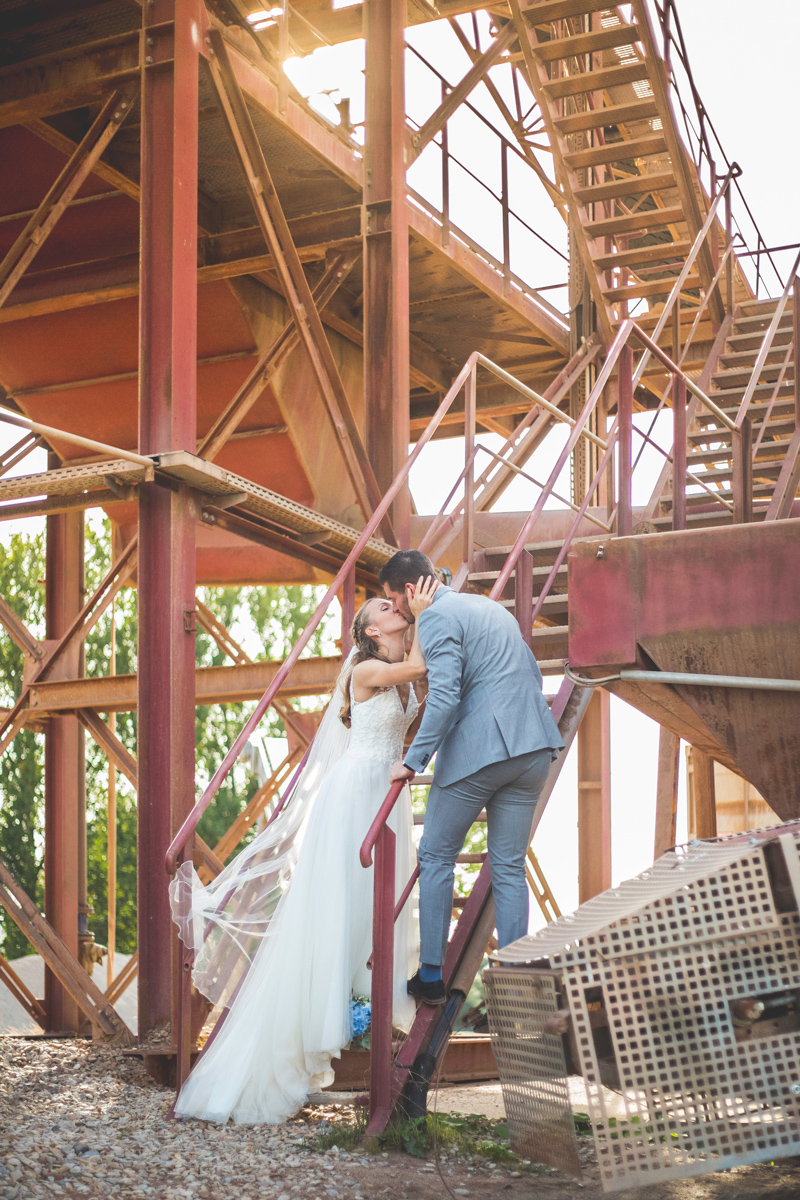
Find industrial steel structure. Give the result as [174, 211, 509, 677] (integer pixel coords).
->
[0, 0, 798, 1146]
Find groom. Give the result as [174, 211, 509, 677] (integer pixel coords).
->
[383, 549, 564, 1005]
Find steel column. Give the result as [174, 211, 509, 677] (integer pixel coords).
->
[137, 0, 200, 1040]
[577, 689, 611, 903]
[616, 345, 633, 537]
[653, 727, 680, 859]
[368, 823, 396, 1133]
[690, 748, 717, 839]
[364, 0, 410, 544]
[44, 505, 83, 1032]
[672, 374, 687, 531]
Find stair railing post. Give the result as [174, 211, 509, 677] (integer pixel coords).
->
[617, 344, 633, 537]
[463, 364, 477, 574]
[794, 276, 800, 429]
[725, 180, 733, 318]
[514, 548, 534, 650]
[672, 374, 687, 531]
[732, 416, 753, 524]
[175, 846, 194, 1091]
[340, 565, 356, 659]
[368, 822, 396, 1132]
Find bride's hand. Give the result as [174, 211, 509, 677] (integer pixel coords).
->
[408, 574, 439, 619]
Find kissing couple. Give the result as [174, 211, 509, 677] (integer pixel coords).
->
[169, 549, 563, 1125]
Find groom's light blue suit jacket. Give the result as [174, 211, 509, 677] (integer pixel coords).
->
[403, 586, 564, 787]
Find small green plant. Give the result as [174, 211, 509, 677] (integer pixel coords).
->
[308, 1107, 368, 1152]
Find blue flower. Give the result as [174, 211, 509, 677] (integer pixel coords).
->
[350, 998, 371, 1038]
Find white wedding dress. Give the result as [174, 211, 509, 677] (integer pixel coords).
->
[171, 681, 420, 1125]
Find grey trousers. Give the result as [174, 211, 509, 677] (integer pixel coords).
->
[417, 748, 553, 966]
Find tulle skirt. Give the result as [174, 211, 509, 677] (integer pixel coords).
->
[174, 746, 419, 1124]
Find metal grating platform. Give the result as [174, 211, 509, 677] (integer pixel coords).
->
[0, 459, 153, 501]
[0, 451, 397, 571]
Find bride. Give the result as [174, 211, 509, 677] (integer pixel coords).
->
[168, 579, 437, 1124]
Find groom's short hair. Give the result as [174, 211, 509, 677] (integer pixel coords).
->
[379, 550, 439, 593]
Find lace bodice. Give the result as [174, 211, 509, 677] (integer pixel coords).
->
[349, 682, 419, 765]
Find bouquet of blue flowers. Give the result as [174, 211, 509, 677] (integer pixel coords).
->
[350, 994, 371, 1048]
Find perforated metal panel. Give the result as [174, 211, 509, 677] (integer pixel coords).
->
[486, 828, 800, 1191]
[483, 968, 582, 1178]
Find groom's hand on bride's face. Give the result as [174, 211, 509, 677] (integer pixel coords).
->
[408, 575, 439, 619]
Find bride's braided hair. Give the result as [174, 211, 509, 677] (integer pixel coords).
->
[338, 601, 385, 729]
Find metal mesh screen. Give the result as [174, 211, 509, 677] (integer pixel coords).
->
[486, 832, 800, 1191]
[483, 968, 582, 1178]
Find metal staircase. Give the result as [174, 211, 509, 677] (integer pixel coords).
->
[509, 0, 723, 342]
[683, 298, 797, 514]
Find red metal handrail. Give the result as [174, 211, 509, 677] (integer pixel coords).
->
[165, 353, 479, 877]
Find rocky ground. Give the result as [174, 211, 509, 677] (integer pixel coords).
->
[2, 1037, 800, 1200]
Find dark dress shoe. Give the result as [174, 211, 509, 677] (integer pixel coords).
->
[407, 970, 447, 1006]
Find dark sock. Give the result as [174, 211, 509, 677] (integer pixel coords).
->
[419, 962, 442, 983]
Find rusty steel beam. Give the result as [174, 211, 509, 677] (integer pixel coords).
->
[0, 535, 138, 758]
[282, 0, 514, 53]
[193, 599, 311, 748]
[363, 0, 411, 543]
[0, 88, 136, 311]
[0, 952, 47, 1029]
[27, 656, 343, 714]
[0, 593, 44, 661]
[205, 28, 394, 545]
[0, 853, 131, 1044]
[201, 506, 381, 589]
[654, 727, 680, 859]
[136, 0, 200, 1043]
[410, 23, 517, 161]
[77, 709, 138, 789]
[43, 508, 83, 1034]
[577, 689, 611, 903]
[199, 249, 360, 462]
[0, 31, 141, 129]
[26, 117, 141, 202]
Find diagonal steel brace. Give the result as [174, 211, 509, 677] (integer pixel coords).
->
[203, 27, 395, 545]
[0, 87, 139, 310]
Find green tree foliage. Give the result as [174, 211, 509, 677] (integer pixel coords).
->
[0, 516, 335, 961]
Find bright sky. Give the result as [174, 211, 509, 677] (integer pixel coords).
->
[1, 1, 793, 924]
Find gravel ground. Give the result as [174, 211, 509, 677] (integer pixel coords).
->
[3, 1037, 800, 1200]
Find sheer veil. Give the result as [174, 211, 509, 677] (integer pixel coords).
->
[169, 650, 355, 1007]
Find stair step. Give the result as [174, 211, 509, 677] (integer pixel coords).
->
[729, 312, 793, 332]
[543, 60, 650, 100]
[691, 411, 796, 437]
[564, 133, 667, 171]
[712, 366, 796, 390]
[687, 437, 793, 463]
[555, 98, 659, 137]
[724, 330, 793, 354]
[532, 21, 640, 62]
[586, 205, 685, 238]
[468, 563, 568, 582]
[718, 347, 795, 369]
[498, 593, 567, 611]
[604, 273, 701, 303]
[479, 534, 600, 560]
[574, 170, 676, 205]
[530, 623, 569, 643]
[708, 381, 796, 402]
[687, 461, 785, 485]
[593, 239, 692, 273]
[737, 297, 795, 316]
[522, 0, 621, 24]
[663, 480, 777, 505]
